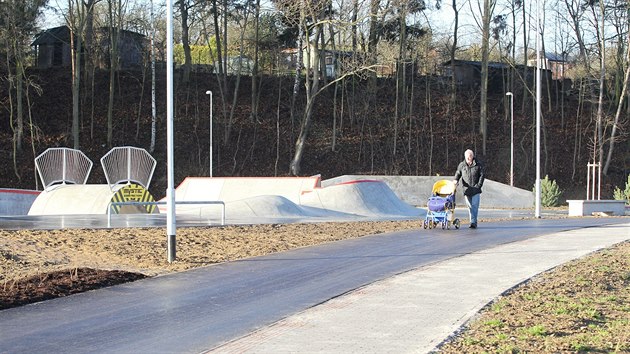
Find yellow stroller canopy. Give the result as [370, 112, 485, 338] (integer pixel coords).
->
[432, 180, 456, 196]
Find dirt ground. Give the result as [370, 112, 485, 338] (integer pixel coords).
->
[0, 220, 421, 309]
[1, 220, 629, 353]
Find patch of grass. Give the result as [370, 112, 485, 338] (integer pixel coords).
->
[551, 294, 570, 303]
[599, 295, 617, 302]
[434, 241, 630, 353]
[521, 292, 541, 301]
[525, 324, 548, 337]
[494, 332, 508, 341]
[497, 345, 519, 354]
[554, 306, 569, 315]
[583, 307, 602, 321]
[462, 336, 481, 346]
[596, 265, 611, 272]
[570, 340, 592, 352]
[484, 319, 504, 328]
[491, 299, 507, 312]
[574, 275, 591, 286]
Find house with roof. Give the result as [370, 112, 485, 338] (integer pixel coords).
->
[527, 52, 573, 80]
[31, 25, 147, 70]
[442, 59, 552, 90]
[441, 59, 511, 90]
[278, 45, 357, 79]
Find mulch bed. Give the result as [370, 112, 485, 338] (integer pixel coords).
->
[1, 268, 147, 310]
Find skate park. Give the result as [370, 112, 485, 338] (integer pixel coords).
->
[2, 147, 550, 229]
[1, 147, 629, 353]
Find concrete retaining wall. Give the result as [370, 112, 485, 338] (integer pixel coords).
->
[0, 189, 40, 216]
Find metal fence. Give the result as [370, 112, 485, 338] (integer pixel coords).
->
[34, 148, 93, 190]
[101, 146, 156, 190]
[107, 200, 226, 227]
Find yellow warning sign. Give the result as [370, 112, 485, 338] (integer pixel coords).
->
[111, 184, 156, 214]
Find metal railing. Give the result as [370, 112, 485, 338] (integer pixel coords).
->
[107, 200, 226, 228]
[101, 146, 157, 190]
[35, 148, 93, 189]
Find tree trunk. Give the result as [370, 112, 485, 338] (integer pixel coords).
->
[179, 0, 192, 83]
[226, 2, 251, 142]
[107, 0, 120, 147]
[480, 0, 494, 155]
[250, 0, 260, 121]
[448, 0, 459, 113]
[15, 60, 24, 152]
[71, 27, 82, 149]
[290, 9, 323, 176]
[592, 1, 606, 165]
[150, 0, 157, 153]
[520, 0, 528, 114]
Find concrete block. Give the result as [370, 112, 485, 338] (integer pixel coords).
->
[567, 200, 627, 216]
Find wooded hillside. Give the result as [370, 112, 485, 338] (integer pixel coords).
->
[1, 68, 628, 201]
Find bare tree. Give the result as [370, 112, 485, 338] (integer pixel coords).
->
[250, 0, 261, 121]
[603, 0, 629, 174]
[66, 0, 89, 149]
[273, 0, 371, 174]
[479, 0, 497, 155]
[603, 41, 630, 174]
[1, 0, 46, 152]
[225, 0, 252, 152]
[177, 0, 195, 83]
[106, 0, 126, 147]
[1, 0, 46, 180]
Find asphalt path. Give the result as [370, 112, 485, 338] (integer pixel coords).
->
[0, 217, 626, 353]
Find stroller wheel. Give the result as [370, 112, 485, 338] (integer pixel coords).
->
[441, 222, 446, 230]
[423, 220, 428, 229]
[454, 218, 460, 229]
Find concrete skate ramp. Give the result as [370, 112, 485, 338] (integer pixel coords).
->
[28, 184, 156, 215]
[0, 189, 40, 216]
[324, 175, 534, 209]
[170, 176, 321, 204]
[226, 195, 359, 218]
[301, 180, 421, 217]
[168, 177, 420, 219]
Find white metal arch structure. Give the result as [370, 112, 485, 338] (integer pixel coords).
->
[101, 146, 157, 190]
[34, 148, 93, 190]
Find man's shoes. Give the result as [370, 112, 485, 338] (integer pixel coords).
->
[469, 223, 477, 229]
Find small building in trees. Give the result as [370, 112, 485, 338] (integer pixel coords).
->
[279, 45, 357, 78]
[31, 26, 73, 68]
[441, 59, 509, 89]
[214, 55, 254, 75]
[527, 51, 573, 80]
[31, 25, 147, 70]
[441, 59, 551, 90]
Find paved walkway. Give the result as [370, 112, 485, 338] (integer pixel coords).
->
[211, 222, 630, 353]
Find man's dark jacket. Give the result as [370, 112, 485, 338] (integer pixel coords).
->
[454, 158, 485, 197]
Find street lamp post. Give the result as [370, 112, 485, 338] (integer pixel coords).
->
[166, 0, 176, 262]
[535, 0, 542, 218]
[205, 91, 213, 177]
[506, 92, 514, 186]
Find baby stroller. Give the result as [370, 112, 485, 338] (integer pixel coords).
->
[423, 180, 460, 230]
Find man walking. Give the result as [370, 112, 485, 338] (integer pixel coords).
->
[453, 149, 485, 229]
